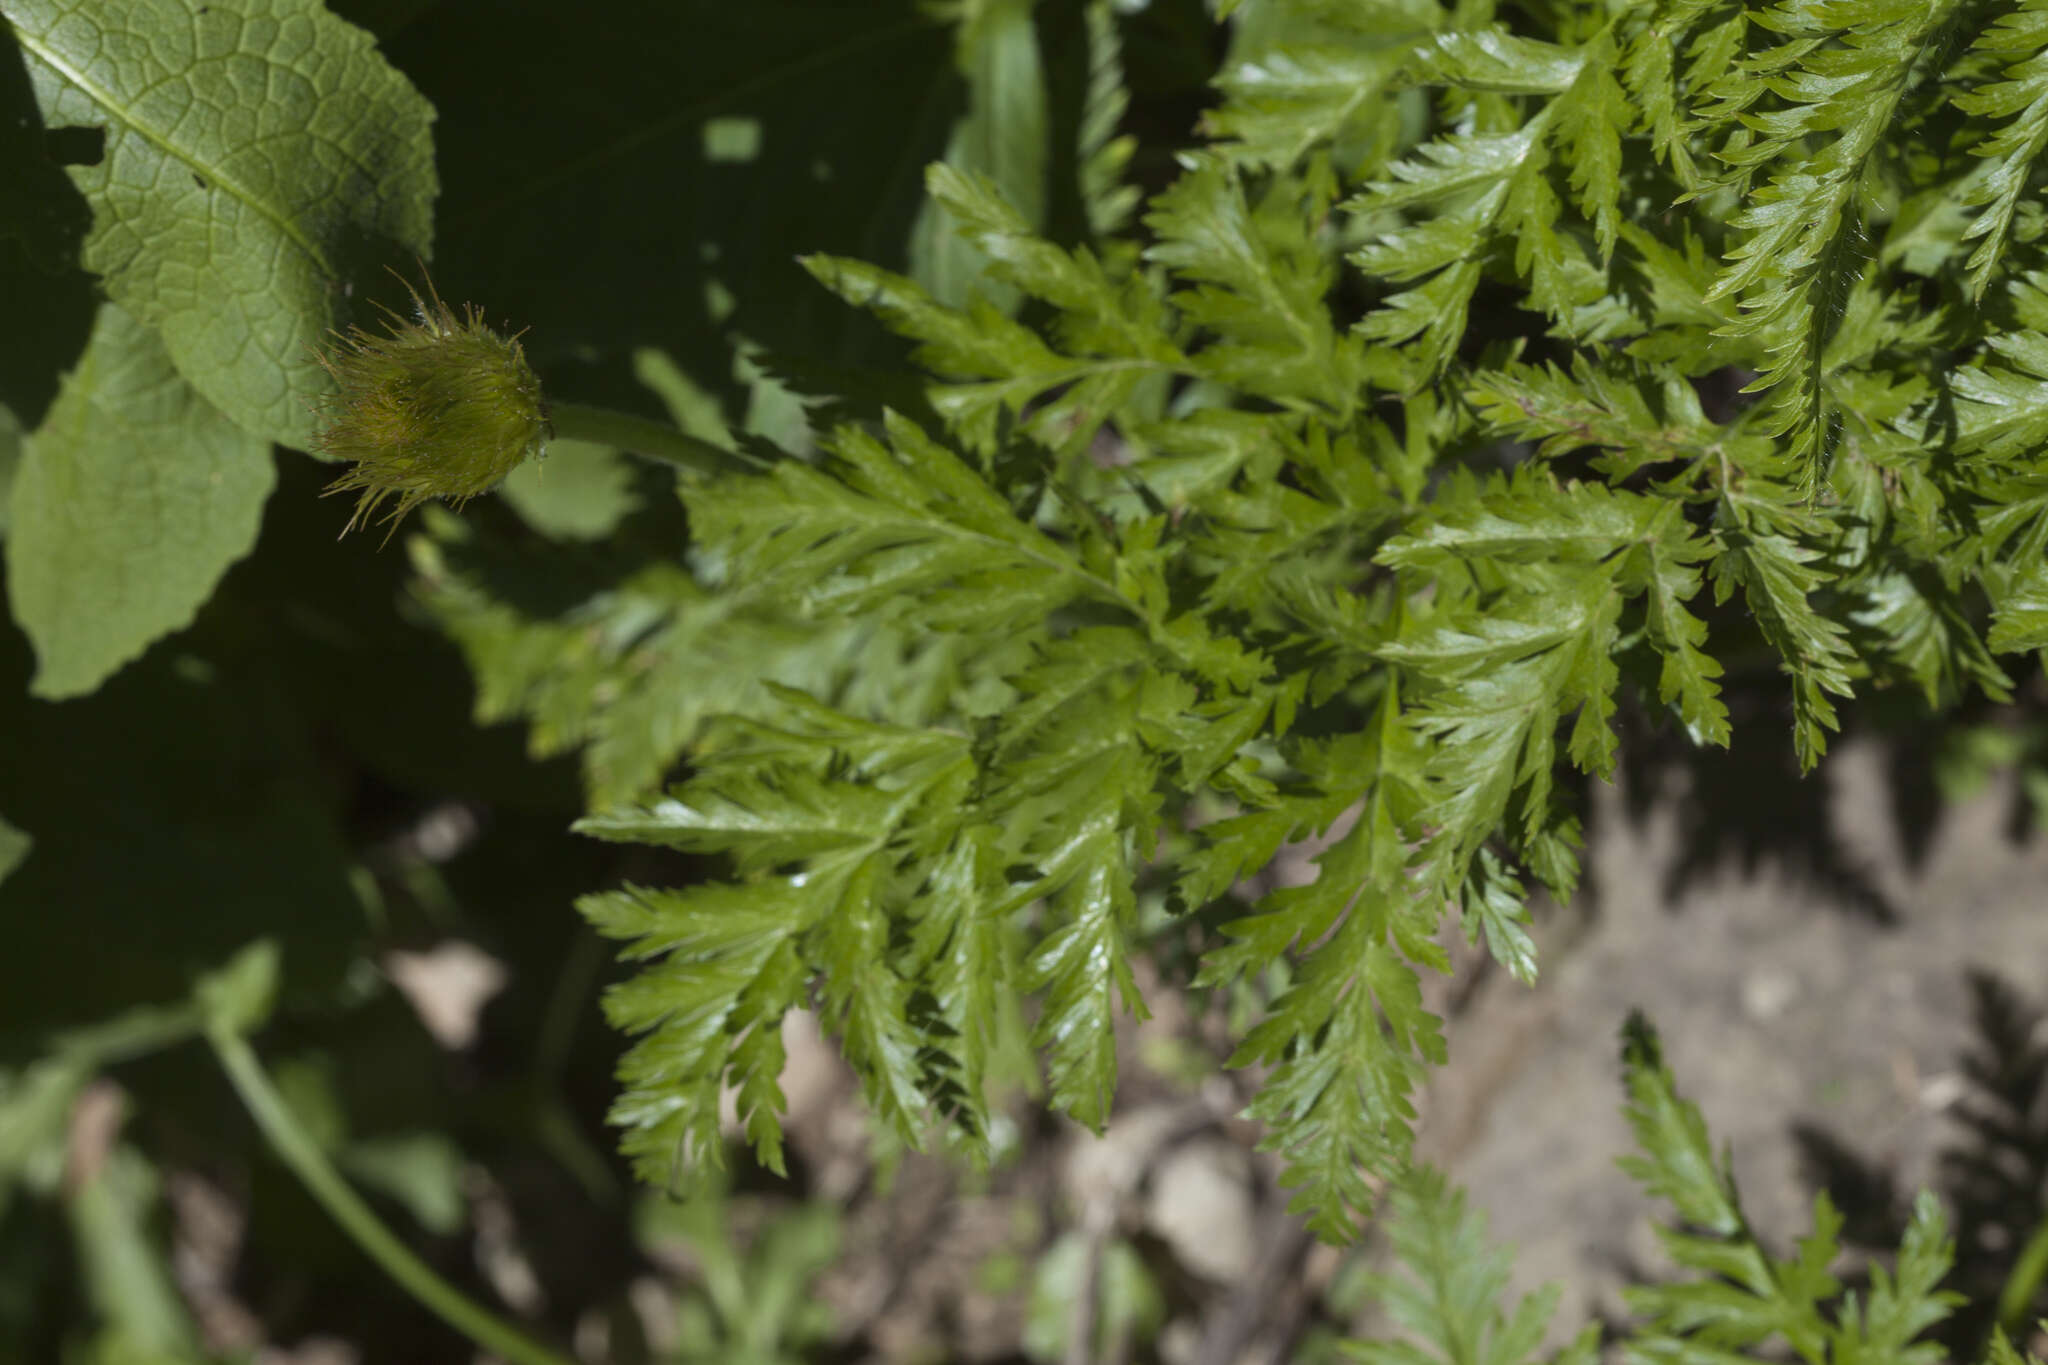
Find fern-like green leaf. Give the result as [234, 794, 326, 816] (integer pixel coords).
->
[1702, 0, 1960, 493]
[690, 411, 1106, 629]
[1078, 0, 1140, 235]
[1957, 0, 2048, 300]
[1147, 153, 1369, 415]
[1203, 690, 1447, 1240]
[1344, 1165, 1598, 1365]
[1708, 516, 1858, 771]
[1348, 16, 1638, 374]
[1618, 1012, 1960, 1365]
[1209, 14, 1426, 175]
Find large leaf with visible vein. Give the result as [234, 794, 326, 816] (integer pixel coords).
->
[3, 0, 437, 447]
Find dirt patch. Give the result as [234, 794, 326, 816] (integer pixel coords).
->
[1430, 736, 2048, 1348]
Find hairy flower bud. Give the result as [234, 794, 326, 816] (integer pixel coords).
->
[312, 275, 549, 538]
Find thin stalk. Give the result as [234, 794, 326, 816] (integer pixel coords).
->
[530, 931, 619, 1205]
[207, 1026, 577, 1365]
[547, 401, 765, 478]
[1999, 1213, 2048, 1338]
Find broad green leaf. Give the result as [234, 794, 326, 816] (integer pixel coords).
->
[909, 0, 1048, 312]
[0, 402, 20, 536]
[4, 303, 273, 699]
[4, 0, 437, 446]
[68, 1146, 202, 1358]
[496, 438, 639, 541]
[340, 1133, 470, 1238]
[0, 814, 27, 887]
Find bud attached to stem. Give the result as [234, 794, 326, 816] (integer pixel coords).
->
[311, 273, 550, 540]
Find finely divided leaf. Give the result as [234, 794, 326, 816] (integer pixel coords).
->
[1078, 0, 1139, 235]
[577, 706, 979, 1178]
[1024, 834, 1143, 1130]
[581, 878, 813, 1179]
[1702, 0, 1954, 493]
[1709, 520, 1857, 770]
[1957, 0, 2048, 300]
[1210, 34, 1419, 174]
[1344, 1165, 1594, 1365]
[1202, 693, 1448, 1240]
[690, 412, 1102, 629]
[1348, 16, 1637, 372]
[1618, 1013, 1959, 1364]
[1990, 558, 2048, 654]
[1616, 1013, 1741, 1236]
[1147, 154, 1367, 414]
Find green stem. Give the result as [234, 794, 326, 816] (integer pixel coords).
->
[548, 401, 764, 478]
[1999, 1211, 2048, 1337]
[529, 932, 619, 1205]
[206, 1026, 577, 1365]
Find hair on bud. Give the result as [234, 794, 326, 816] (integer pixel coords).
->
[311, 270, 550, 542]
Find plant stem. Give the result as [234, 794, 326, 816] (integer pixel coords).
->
[548, 401, 764, 478]
[206, 1026, 577, 1365]
[2000, 1212, 2048, 1337]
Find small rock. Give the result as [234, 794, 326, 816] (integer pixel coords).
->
[384, 941, 508, 1050]
[1741, 968, 1798, 1021]
[1144, 1138, 1256, 1284]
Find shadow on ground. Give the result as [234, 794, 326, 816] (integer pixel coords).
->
[1798, 969, 2048, 1359]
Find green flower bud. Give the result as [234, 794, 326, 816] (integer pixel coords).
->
[312, 274, 549, 539]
